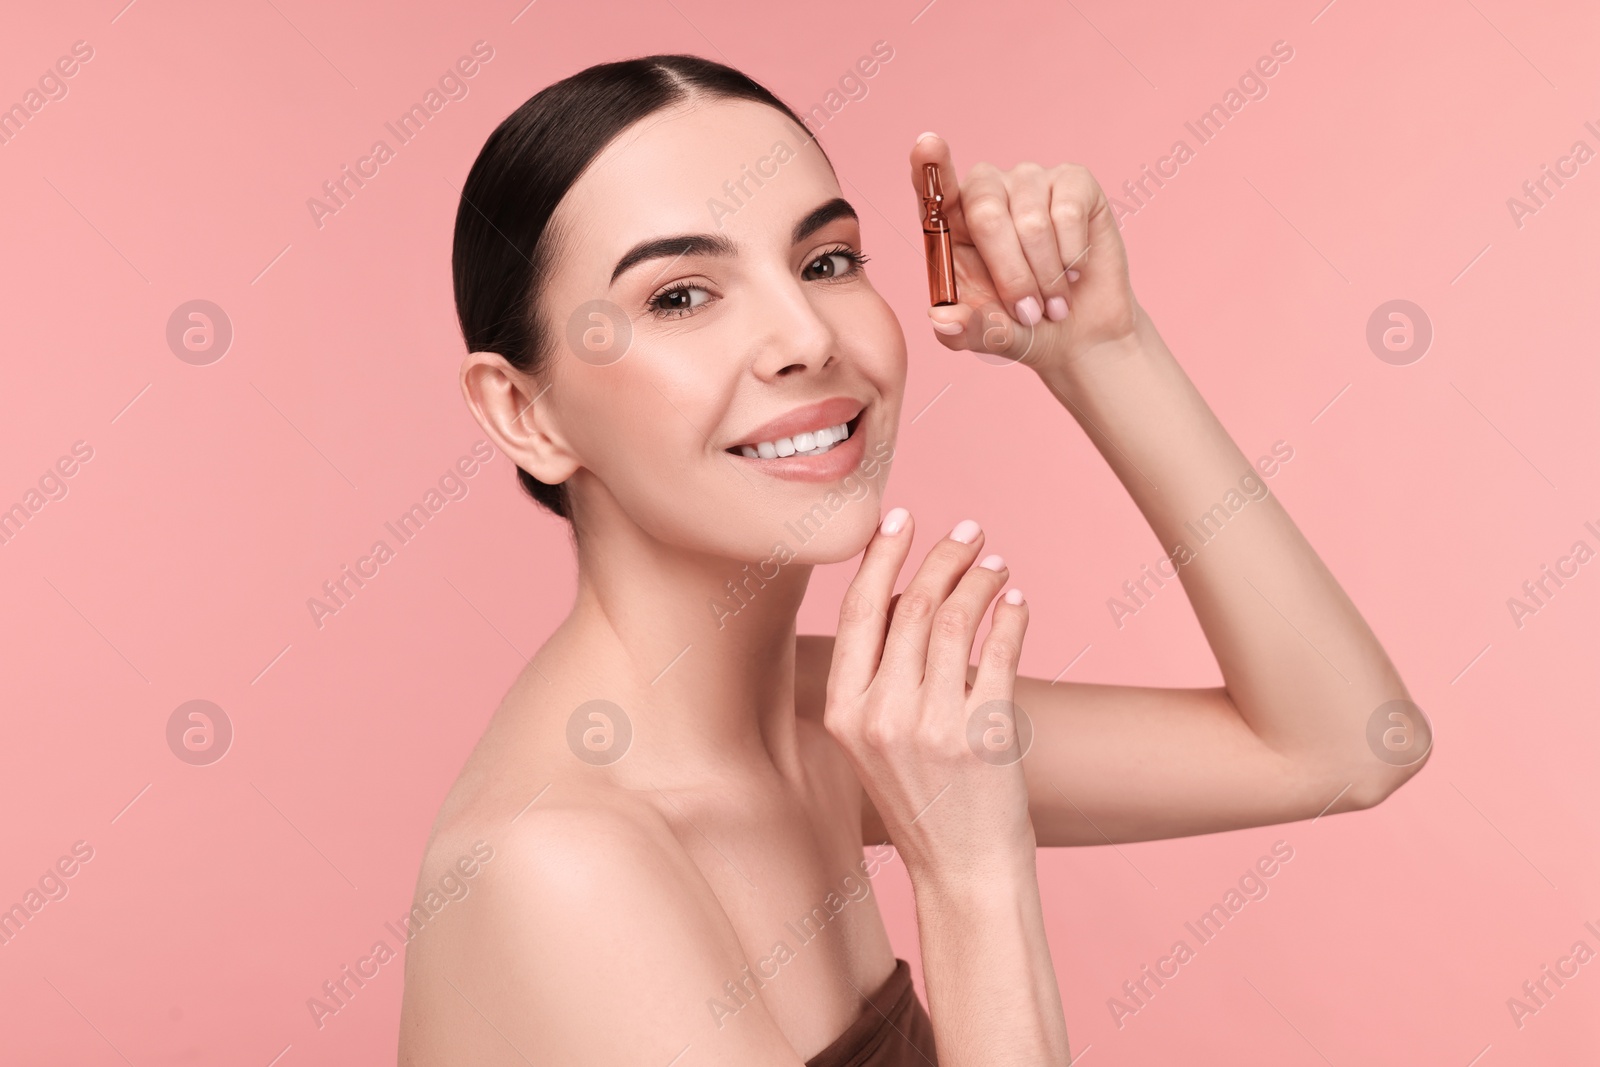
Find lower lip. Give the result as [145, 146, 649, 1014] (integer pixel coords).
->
[725, 421, 869, 483]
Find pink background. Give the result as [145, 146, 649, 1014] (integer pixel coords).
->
[3, 0, 1598, 1062]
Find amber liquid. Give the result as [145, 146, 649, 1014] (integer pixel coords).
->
[924, 225, 956, 306]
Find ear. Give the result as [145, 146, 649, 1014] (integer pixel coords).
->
[459, 351, 579, 486]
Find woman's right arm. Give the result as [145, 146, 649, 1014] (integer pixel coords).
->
[825, 509, 1073, 1065]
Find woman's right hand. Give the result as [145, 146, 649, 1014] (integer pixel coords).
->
[824, 508, 1036, 890]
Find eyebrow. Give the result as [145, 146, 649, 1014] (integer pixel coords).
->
[608, 197, 859, 285]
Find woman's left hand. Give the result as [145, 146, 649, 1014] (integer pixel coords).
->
[911, 133, 1141, 374]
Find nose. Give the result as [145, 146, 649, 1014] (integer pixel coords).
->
[748, 266, 836, 379]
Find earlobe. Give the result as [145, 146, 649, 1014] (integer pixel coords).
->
[459, 350, 579, 485]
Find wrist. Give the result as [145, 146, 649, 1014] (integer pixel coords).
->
[906, 845, 1040, 907]
[1035, 302, 1162, 401]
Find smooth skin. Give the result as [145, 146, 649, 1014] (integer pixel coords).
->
[398, 99, 1423, 1067]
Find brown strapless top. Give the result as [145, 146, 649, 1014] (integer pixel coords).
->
[805, 958, 938, 1066]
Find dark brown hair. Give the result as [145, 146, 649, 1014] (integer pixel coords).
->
[451, 54, 828, 519]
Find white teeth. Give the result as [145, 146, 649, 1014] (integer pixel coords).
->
[735, 420, 855, 459]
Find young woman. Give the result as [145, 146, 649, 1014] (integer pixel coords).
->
[397, 54, 1427, 1066]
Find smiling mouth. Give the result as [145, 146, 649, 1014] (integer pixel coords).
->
[726, 413, 864, 459]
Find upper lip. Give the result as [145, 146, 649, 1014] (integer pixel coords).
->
[727, 396, 866, 450]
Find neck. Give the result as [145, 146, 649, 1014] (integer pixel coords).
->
[534, 499, 816, 789]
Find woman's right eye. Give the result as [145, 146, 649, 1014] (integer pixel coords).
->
[647, 282, 714, 318]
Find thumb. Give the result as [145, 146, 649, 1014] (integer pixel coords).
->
[929, 302, 1045, 367]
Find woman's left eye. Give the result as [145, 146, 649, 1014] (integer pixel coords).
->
[804, 247, 870, 280]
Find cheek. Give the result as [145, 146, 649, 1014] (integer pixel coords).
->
[859, 303, 908, 421]
[564, 362, 731, 512]
[834, 294, 907, 396]
[578, 397, 701, 489]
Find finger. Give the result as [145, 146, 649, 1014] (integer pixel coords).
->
[961, 163, 1044, 328]
[923, 551, 1010, 692]
[909, 132, 968, 243]
[969, 303, 1044, 367]
[1005, 164, 1071, 323]
[926, 303, 978, 349]
[1050, 166, 1101, 297]
[829, 508, 916, 703]
[877, 519, 986, 687]
[971, 588, 1028, 705]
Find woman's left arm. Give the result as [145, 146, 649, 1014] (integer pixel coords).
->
[906, 135, 1429, 846]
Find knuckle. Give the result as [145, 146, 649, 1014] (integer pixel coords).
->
[913, 716, 958, 754]
[838, 588, 878, 625]
[929, 543, 977, 578]
[1012, 160, 1046, 179]
[822, 693, 857, 731]
[965, 196, 1008, 231]
[1060, 161, 1093, 184]
[1014, 210, 1052, 241]
[1050, 199, 1085, 226]
[861, 715, 898, 752]
[822, 713, 849, 745]
[895, 590, 937, 624]
[983, 637, 1020, 670]
[933, 603, 973, 639]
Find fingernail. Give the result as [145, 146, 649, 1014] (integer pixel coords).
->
[880, 507, 909, 535]
[950, 519, 981, 544]
[978, 554, 1006, 571]
[927, 310, 963, 335]
[916, 131, 939, 143]
[1014, 296, 1042, 326]
[1067, 269, 1081, 282]
[1045, 296, 1069, 321]
[1004, 588, 1025, 605]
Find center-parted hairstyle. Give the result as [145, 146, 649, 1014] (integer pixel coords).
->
[451, 54, 830, 520]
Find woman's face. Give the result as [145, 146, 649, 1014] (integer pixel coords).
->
[535, 97, 906, 564]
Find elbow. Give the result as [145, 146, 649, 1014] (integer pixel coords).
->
[1344, 742, 1431, 811]
[1340, 693, 1435, 811]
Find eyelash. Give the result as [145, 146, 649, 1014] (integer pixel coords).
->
[645, 245, 871, 320]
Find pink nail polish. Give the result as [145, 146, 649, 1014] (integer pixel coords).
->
[978, 554, 1005, 571]
[1045, 296, 1068, 321]
[880, 507, 909, 535]
[1004, 588, 1025, 605]
[928, 316, 963, 336]
[1014, 296, 1042, 326]
[1067, 269, 1081, 282]
[950, 519, 981, 544]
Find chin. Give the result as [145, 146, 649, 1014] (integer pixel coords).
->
[680, 434, 897, 563]
[760, 435, 895, 563]
[780, 502, 882, 564]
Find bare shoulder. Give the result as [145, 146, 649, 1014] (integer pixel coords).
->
[398, 798, 806, 1066]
